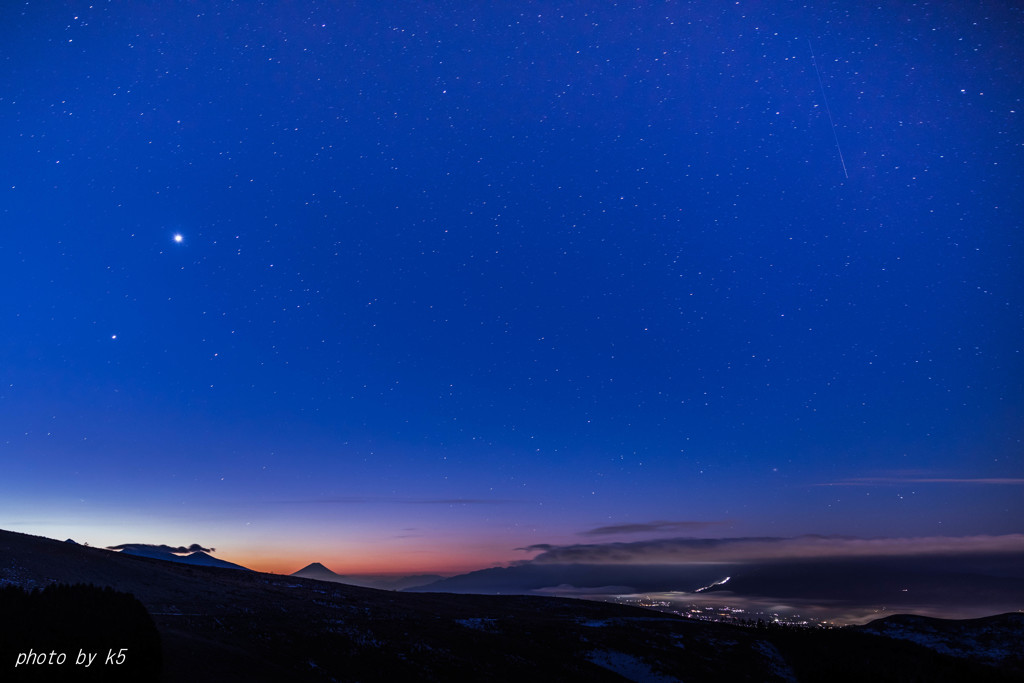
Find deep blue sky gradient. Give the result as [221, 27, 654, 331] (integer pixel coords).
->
[2, 2, 1021, 571]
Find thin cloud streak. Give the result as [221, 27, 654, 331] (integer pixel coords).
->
[268, 497, 522, 505]
[819, 477, 1024, 486]
[580, 520, 732, 536]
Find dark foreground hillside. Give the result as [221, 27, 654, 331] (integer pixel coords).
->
[0, 583, 161, 681]
[1, 529, 1020, 682]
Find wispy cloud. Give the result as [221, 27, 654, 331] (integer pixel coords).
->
[522, 534, 1024, 565]
[516, 543, 556, 553]
[108, 542, 214, 554]
[409, 498, 520, 505]
[818, 477, 1024, 486]
[580, 520, 732, 536]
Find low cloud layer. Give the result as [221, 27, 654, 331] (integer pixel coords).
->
[108, 543, 214, 554]
[523, 534, 1024, 565]
[603, 591, 1014, 626]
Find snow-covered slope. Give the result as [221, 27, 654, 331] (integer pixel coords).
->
[117, 546, 250, 571]
[858, 613, 1024, 669]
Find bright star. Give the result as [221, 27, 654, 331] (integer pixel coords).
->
[173, 233, 184, 243]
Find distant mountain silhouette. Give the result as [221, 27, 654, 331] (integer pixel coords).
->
[291, 562, 445, 590]
[292, 562, 342, 581]
[405, 562, 728, 594]
[176, 550, 250, 570]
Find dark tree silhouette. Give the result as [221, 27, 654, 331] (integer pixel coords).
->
[1, 583, 161, 681]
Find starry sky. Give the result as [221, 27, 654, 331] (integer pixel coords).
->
[2, 2, 1021, 575]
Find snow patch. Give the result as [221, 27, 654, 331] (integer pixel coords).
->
[754, 640, 797, 682]
[867, 619, 1023, 665]
[586, 650, 680, 683]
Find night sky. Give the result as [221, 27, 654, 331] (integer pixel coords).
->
[2, 2, 1022, 575]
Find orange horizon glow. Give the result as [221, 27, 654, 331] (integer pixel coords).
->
[237, 557, 503, 577]
[213, 525, 553, 576]
[230, 547, 529, 577]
